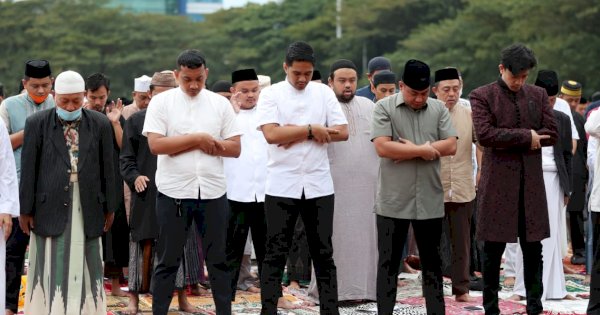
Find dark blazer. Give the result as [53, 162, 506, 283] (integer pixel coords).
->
[567, 110, 588, 212]
[20, 108, 117, 238]
[553, 110, 573, 197]
[471, 79, 557, 243]
[119, 109, 158, 242]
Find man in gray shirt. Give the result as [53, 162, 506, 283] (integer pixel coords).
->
[371, 59, 457, 315]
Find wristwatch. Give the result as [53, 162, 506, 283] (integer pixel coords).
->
[307, 124, 314, 140]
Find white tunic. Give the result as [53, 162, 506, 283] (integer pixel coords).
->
[143, 87, 242, 199]
[0, 119, 20, 311]
[256, 79, 348, 199]
[223, 106, 268, 202]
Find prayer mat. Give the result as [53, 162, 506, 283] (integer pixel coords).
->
[17, 256, 593, 314]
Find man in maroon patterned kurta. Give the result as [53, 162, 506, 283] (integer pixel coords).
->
[471, 43, 557, 315]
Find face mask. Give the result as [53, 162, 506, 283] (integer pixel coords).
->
[56, 107, 82, 121]
[29, 92, 48, 104]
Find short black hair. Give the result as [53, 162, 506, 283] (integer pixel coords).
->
[500, 43, 537, 75]
[85, 73, 110, 92]
[285, 41, 315, 66]
[177, 49, 206, 69]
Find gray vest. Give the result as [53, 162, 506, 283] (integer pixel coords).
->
[5, 93, 55, 179]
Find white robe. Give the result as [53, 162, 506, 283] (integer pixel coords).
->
[512, 147, 567, 299]
[0, 119, 20, 311]
[308, 95, 379, 301]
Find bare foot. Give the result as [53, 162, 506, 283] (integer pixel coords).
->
[564, 294, 579, 300]
[191, 283, 210, 296]
[455, 293, 476, 302]
[277, 297, 298, 309]
[246, 286, 261, 293]
[178, 290, 196, 312]
[125, 294, 139, 315]
[6, 310, 15, 315]
[503, 276, 515, 287]
[506, 294, 524, 301]
[585, 275, 591, 285]
[287, 280, 301, 290]
[110, 278, 128, 297]
[402, 260, 419, 274]
[564, 264, 579, 274]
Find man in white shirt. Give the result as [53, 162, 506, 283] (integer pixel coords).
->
[256, 41, 349, 314]
[143, 49, 242, 315]
[0, 119, 18, 312]
[223, 68, 267, 295]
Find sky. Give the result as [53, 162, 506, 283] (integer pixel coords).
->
[222, 0, 275, 9]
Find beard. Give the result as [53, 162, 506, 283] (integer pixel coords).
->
[336, 91, 355, 103]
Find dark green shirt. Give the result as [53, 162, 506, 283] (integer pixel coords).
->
[371, 93, 456, 219]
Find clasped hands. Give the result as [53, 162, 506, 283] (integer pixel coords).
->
[530, 129, 550, 150]
[278, 124, 339, 149]
[169, 133, 226, 157]
[393, 138, 440, 163]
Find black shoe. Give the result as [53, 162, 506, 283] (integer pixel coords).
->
[571, 255, 586, 265]
[469, 276, 483, 291]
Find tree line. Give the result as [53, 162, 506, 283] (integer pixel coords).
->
[1, 0, 598, 98]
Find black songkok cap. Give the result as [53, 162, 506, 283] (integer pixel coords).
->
[312, 70, 322, 81]
[211, 80, 232, 93]
[581, 97, 588, 104]
[25, 59, 51, 78]
[373, 70, 397, 87]
[534, 70, 559, 96]
[368, 56, 391, 73]
[402, 59, 430, 91]
[231, 68, 258, 84]
[434, 68, 460, 83]
[330, 59, 358, 74]
[0, 83, 4, 97]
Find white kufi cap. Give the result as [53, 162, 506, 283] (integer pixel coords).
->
[134, 75, 151, 92]
[257, 75, 271, 89]
[54, 70, 85, 94]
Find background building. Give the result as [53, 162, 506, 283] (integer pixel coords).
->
[106, 0, 279, 21]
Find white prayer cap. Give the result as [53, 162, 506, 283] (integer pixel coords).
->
[54, 70, 85, 94]
[257, 75, 271, 89]
[134, 75, 151, 92]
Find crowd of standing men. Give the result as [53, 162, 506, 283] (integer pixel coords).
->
[1, 41, 600, 315]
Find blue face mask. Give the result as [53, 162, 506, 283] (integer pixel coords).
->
[56, 107, 82, 121]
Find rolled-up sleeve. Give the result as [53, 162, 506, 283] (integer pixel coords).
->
[371, 102, 393, 140]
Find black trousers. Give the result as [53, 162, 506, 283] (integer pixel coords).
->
[227, 200, 267, 300]
[482, 240, 543, 314]
[376, 215, 444, 315]
[286, 216, 312, 283]
[4, 218, 29, 312]
[260, 194, 338, 315]
[483, 168, 543, 315]
[588, 212, 600, 314]
[569, 211, 586, 257]
[151, 192, 232, 315]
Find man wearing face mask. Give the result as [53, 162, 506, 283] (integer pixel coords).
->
[0, 59, 55, 315]
[19, 70, 116, 314]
